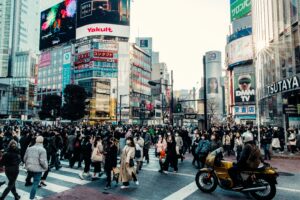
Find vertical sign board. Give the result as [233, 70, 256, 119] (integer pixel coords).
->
[62, 46, 72, 94]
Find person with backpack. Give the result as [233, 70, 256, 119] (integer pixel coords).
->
[228, 131, 262, 190]
[195, 133, 211, 169]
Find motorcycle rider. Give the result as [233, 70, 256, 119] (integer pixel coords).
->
[228, 130, 262, 190]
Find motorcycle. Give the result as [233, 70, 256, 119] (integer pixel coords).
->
[195, 148, 278, 200]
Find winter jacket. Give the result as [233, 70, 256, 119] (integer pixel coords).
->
[24, 143, 48, 172]
[1, 147, 21, 168]
[196, 140, 210, 155]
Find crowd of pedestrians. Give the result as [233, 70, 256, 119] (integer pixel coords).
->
[0, 122, 299, 199]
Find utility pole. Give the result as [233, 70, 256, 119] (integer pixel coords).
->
[171, 70, 174, 127]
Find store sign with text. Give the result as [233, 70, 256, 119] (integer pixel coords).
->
[230, 0, 251, 21]
[76, 24, 130, 39]
[234, 105, 255, 115]
[267, 76, 300, 95]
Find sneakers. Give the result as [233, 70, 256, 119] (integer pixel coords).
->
[25, 182, 33, 187]
[135, 181, 139, 186]
[104, 185, 111, 190]
[121, 185, 129, 189]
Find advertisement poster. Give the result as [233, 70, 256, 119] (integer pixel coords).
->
[230, 0, 251, 21]
[76, 0, 130, 39]
[39, 52, 51, 67]
[227, 35, 253, 66]
[207, 77, 219, 94]
[234, 73, 256, 104]
[40, 0, 77, 50]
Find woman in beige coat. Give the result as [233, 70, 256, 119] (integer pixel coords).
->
[119, 137, 139, 189]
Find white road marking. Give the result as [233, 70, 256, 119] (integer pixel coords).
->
[278, 187, 300, 193]
[19, 168, 90, 185]
[142, 167, 194, 177]
[162, 182, 198, 200]
[0, 183, 42, 200]
[0, 174, 70, 193]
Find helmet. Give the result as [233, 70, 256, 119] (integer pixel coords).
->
[242, 131, 253, 143]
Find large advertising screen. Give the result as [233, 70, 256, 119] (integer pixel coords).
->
[39, 0, 77, 51]
[227, 35, 253, 66]
[230, 0, 251, 21]
[76, 0, 130, 39]
[234, 73, 256, 104]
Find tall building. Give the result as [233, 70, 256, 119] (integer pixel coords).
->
[0, 0, 40, 77]
[0, 0, 40, 119]
[203, 51, 224, 128]
[0, 0, 12, 77]
[225, 0, 256, 125]
[252, 0, 300, 128]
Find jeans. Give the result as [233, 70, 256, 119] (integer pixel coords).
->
[28, 172, 42, 200]
[263, 144, 271, 160]
[1, 166, 19, 199]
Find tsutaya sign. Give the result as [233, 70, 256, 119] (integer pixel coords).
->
[267, 76, 300, 95]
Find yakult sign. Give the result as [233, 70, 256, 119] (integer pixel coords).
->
[230, 0, 251, 21]
[76, 0, 130, 39]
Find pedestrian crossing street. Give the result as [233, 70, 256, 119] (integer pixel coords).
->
[0, 163, 97, 200]
[0, 148, 160, 200]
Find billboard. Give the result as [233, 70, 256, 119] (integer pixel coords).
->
[39, 0, 77, 50]
[204, 51, 224, 116]
[62, 46, 72, 92]
[230, 0, 251, 21]
[234, 73, 255, 104]
[76, 0, 130, 39]
[227, 35, 253, 66]
[39, 52, 51, 67]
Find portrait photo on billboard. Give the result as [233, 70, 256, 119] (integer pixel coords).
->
[39, 0, 77, 50]
[207, 77, 219, 94]
[77, 0, 130, 27]
[234, 73, 255, 103]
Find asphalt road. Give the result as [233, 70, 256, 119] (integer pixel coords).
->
[1, 149, 299, 200]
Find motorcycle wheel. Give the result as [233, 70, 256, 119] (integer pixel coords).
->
[195, 171, 218, 193]
[250, 177, 276, 200]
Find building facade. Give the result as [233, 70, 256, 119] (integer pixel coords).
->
[252, 0, 300, 128]
[225, 0, 256, 125]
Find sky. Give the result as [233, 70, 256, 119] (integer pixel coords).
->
[41, 0, 231, 90]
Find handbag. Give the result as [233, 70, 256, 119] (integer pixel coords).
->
[135, 149, 141, 158]
[91, 147, 103, 162]
[129, 158, 134, 167]
[160, 150, 166, 159]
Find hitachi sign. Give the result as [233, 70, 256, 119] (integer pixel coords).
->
[267, 76, 300, 95]
[231, 0, 251, 16]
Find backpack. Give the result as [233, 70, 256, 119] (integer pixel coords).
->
[200, 141, 210, 154]
[196, 140, 210, 155]
[246, 144, 261, 169]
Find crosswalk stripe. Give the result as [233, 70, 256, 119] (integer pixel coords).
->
[59, 166, 85, 174]
[19, 168, 90, 185]
[0, 174, 70, 193]
[0, 183, 42, 200]
[162, 182, 198, 200]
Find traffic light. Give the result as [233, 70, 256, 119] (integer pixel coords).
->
[175, 103, 182, 113]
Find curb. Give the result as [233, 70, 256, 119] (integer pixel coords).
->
[272, 155, 300, 160]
